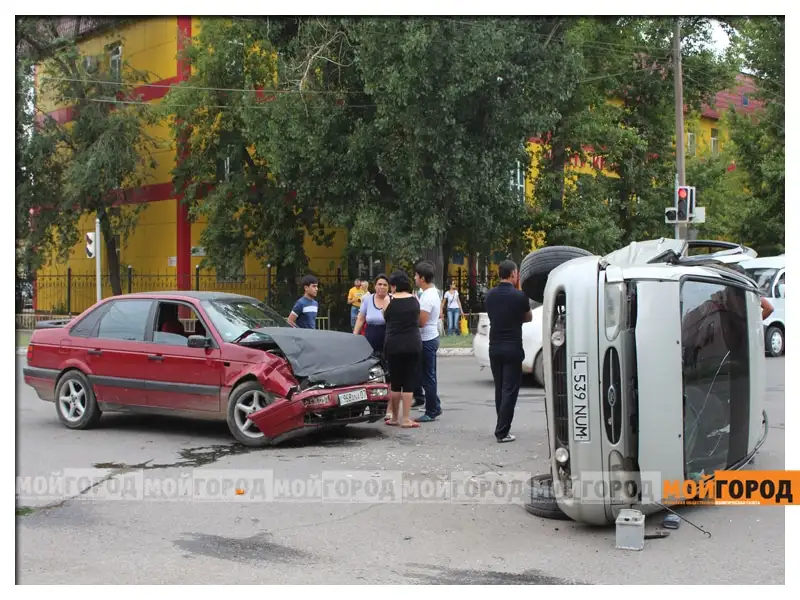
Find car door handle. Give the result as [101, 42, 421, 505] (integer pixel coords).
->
[148, 355, 164, 362]
[88, 349, 103, 356]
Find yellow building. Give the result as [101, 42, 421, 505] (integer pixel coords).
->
[31, 17, 759, 314]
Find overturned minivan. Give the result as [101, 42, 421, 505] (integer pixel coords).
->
[519, 239, 769, 525]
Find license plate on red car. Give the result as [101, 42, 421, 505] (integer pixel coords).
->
[338, 389, 368, 406]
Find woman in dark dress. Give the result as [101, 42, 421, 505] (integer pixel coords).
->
[382, 271, 422, 428]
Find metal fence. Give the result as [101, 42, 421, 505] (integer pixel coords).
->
[17, 265, 499, 333]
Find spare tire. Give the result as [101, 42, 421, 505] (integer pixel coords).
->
[520, 246, 594, 303]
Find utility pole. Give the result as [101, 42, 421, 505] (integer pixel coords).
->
[673, 17, 688, 240]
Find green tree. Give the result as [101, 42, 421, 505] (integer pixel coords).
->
[166, 18, 583, 289]
[531, 17, 737, 250]
[724, 17, 784, 255]
[16, 18, 158, 295]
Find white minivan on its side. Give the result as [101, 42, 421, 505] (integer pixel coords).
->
[739, 256, 786, 357]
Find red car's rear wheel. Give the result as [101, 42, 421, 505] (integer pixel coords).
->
[55, 370, 102, 430]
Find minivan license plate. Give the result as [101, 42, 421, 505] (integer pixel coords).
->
[338, 389, 368, 406]
[571, 355, 590, 442]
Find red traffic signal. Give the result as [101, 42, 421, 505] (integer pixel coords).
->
[678, 187, 688, 200]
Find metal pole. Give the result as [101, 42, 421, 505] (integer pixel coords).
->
[95, 217, 102, 303]
[67, 267, 72, 316]
[673, 18, 688, 240]
[674, 173, 680, 241]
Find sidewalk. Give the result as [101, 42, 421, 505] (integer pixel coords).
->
[15, 330, 475, 356]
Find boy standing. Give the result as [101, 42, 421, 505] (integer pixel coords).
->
[414, 261, 442, 423]
[288, 275, 320, 329]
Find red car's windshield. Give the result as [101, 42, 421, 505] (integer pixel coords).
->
[201, 299, 291, 343]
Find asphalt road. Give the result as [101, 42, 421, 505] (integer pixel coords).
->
[16, 355, 785, 584]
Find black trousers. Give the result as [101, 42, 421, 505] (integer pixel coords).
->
[489, 349, 523, 439]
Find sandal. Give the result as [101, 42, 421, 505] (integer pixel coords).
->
[385, 420, 399, 426]
[401, 421, 420, 428]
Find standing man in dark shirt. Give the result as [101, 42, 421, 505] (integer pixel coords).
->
[485, 260, 532, 443]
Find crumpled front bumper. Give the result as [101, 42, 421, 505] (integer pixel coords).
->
[247, 383, 390, 444]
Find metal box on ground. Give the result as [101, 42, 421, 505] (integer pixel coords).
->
[615, 509, 645, 551]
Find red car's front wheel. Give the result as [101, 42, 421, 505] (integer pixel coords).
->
[226, 381, 275, 447]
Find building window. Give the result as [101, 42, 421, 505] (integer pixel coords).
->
[510, 160, 525, 203]
[710, 128, 719, 156]
[742, 94, 749, 106]
[687, 132, 697, 156]
[107, 43, 122, 82]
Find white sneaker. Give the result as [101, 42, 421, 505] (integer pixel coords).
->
[497, 434, 516, 443]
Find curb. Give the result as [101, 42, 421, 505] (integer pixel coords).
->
[16, 346, 474, 357]
[437, 348, 474, 357]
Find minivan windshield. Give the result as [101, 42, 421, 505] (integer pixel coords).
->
[201, 298, 290, 343]
[680, 280, 751, 480]
[743, 268, 779, 295]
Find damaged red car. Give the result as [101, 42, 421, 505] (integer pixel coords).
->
[23, 292, 390, 446]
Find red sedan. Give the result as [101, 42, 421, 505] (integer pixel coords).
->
[23, 292, 390, 446]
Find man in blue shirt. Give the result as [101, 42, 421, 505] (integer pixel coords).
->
[288, 275, 320, 329]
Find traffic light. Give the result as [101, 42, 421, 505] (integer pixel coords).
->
[677, 186, 689, 221]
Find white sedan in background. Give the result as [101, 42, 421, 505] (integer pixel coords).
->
[473, 304, 545, 387]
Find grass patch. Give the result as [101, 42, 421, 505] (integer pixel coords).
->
[439, 333, 474, 348]
[16, 507, 34, 517]
[16, 330, 32, 348]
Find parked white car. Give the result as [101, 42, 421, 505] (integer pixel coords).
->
[520, 239, 769, 525]
[738, 256, 785, 357]
[473, 304, 545, 387]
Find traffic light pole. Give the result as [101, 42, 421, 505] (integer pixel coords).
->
[673, 18, 688, 241]
[95, 217, 102, 303]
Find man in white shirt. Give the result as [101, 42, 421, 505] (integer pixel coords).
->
[413, 261, 442, 422]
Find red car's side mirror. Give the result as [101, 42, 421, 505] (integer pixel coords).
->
[187, 335, 211, 349]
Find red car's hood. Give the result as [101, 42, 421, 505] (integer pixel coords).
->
[251, 327, 384, 387]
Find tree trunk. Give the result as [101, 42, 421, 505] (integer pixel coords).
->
[99, 214, 122, 296]
[442, 238, 453, 287]
[421, 234, 445, 290]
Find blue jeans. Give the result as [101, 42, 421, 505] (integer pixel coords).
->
[447, 308, 460, 335]
[415, 337, 441, 417]
[350, 306, 359, 330]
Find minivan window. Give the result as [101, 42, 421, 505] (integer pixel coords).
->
[96, 300, 154, 342]
[680, 280, 750, 480]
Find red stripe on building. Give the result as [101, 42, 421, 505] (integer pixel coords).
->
[111, 182, 174, 205]
[176, 16, 192, 290]
[41, 75, 183, 125]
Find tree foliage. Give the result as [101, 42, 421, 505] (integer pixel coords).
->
[16, 18, 158, 294]
[530, 17, 738, 251]
[165, 17, 583, 286]
[724, 17, 785, 255]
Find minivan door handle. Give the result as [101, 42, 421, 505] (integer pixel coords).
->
[87, 349, 103, 356]
[148, 354, 164, 362]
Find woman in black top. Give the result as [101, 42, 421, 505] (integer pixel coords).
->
[382, 271, 422, 428]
